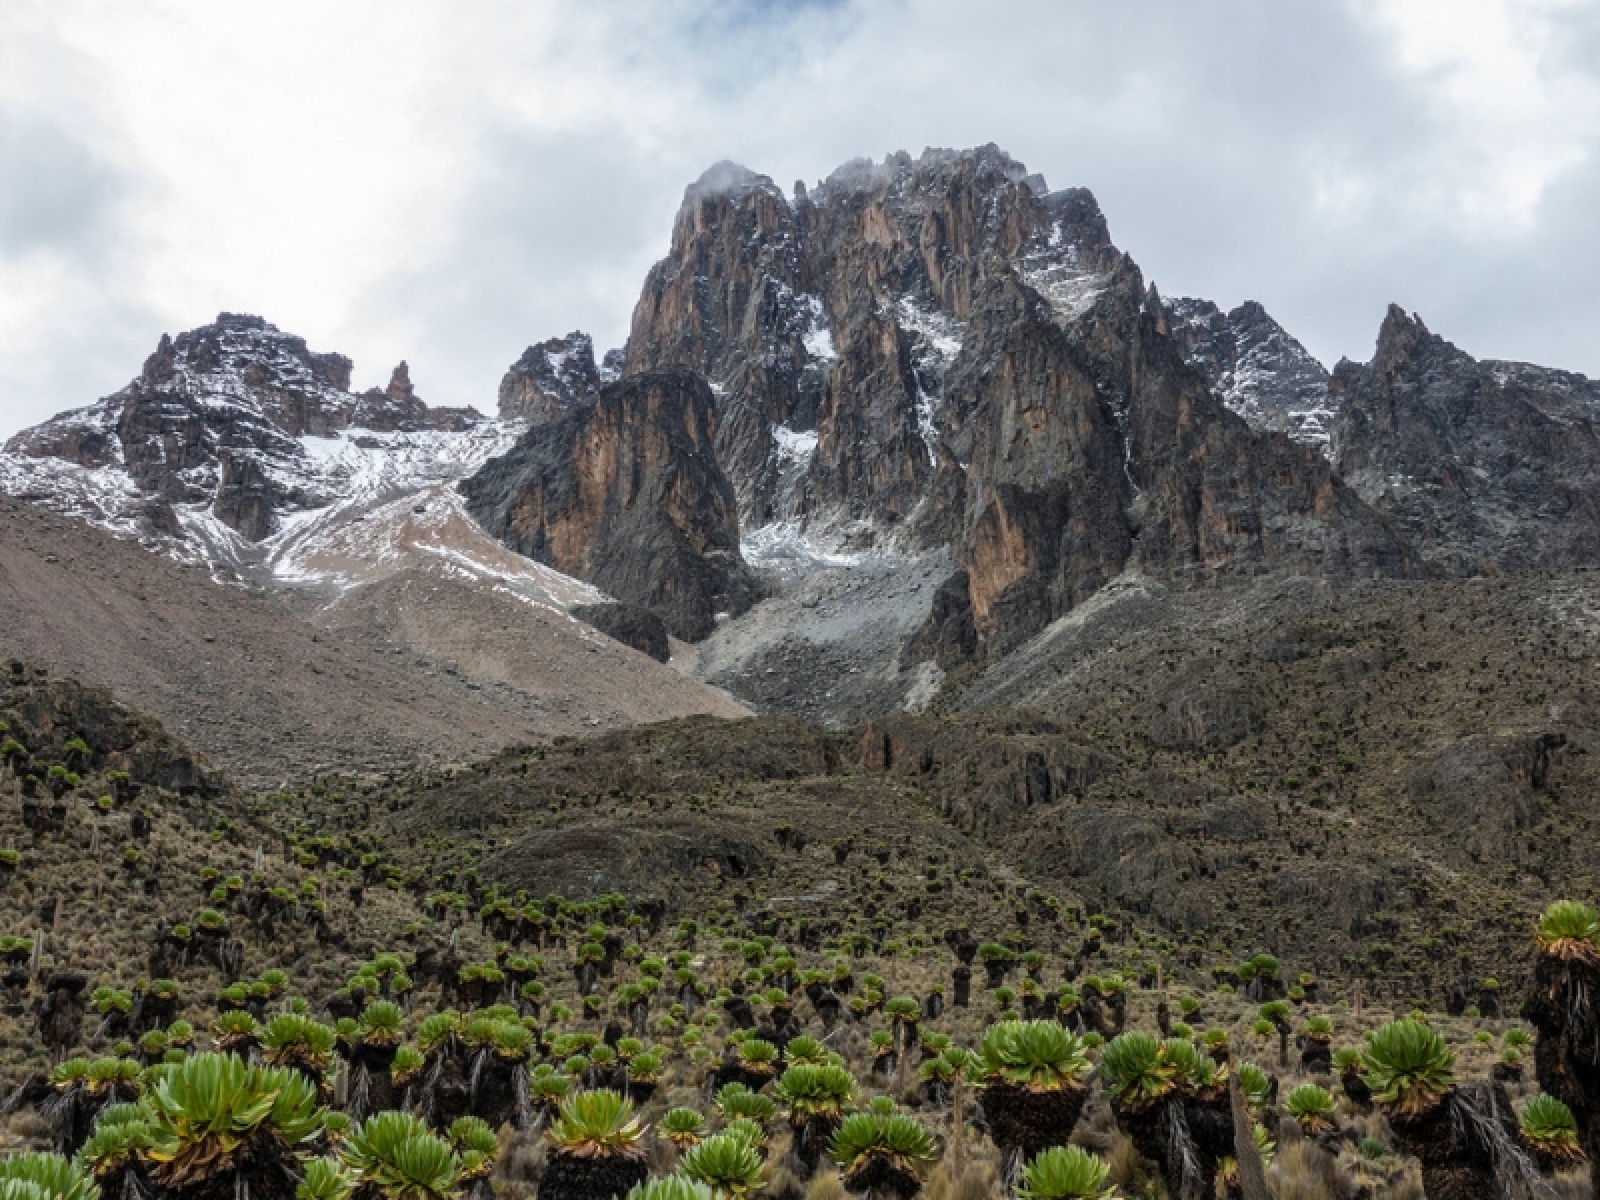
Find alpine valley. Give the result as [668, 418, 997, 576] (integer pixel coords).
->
[6, 145, 1600, 1196]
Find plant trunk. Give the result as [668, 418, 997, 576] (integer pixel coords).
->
[1227, 1066, 1270, 1200]
[537, 1150, 647, 1200]
[978, 1081, 1087, 1172]
[951, 968, 970, 1009]
[1526, 946, 1600, 1199]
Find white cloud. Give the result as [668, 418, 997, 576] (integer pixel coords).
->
[1353, 0, 1600, 227]
[2, 0, 1600, 437]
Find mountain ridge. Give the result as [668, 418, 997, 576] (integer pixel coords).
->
[10, 142, 1600, 742]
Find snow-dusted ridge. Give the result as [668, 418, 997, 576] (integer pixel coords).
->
[1, 418, 603, 613]
[0, 313, 607, 616]
[1165, 297, 1336, 449]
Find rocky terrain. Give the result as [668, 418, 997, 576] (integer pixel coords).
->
[3, 669, 1570, 1199]
[6, 146, 1600, 1199]
[1330, 304, 1600, 574]
[4, 314, 482, 547]
[264, 559, 1600, 1010]
[592, 146, 1410, 665]
[496, 331, 610, 427]
[15, 144, 1600, 728]
[1165, 297, 1336, 445]
[5, 140, 1600, 1003]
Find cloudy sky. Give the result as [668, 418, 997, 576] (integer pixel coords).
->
[1, 0, 1597, 435]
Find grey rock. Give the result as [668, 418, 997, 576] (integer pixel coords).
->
[1331, 304, 1600, 572]
[498, 331, 602, 424]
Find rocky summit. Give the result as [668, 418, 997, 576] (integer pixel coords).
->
[1330, 304, 1600, 573]
[1165, 296, 1336, 445]
[496, 330, 607, 426]
[575, 146, 1408, 658]
[6, 313, 483, 543]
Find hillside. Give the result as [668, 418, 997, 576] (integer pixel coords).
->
[257, 550, 1600, 1014]
[0, 498, 744, 789]
[0, 666, 1585, 1199]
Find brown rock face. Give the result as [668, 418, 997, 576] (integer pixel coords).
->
[5, 314, 484, 540]
[571, 602, 672, 663]
[625, 163, 827, 522]
[498, 332, 604, 425]
[1331, 304, 1600, 572]
[621, 147, 1407, 657]
[462, 369, 761, 641]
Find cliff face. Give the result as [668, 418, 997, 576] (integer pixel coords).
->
[620, 146, 1406, 655]
[461, 369, 762, 641]
[1330, 305, 1600, 572]
[624, 163, 830, 524]
[6, 314, 484, 542]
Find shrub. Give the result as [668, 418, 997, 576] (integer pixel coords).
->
[358, 1002, 405, 1046]
[827, 1113, 936, 1177]
[447, 1116, 499, 1177]
[1537, 901, 1600, 952]
[1015, 1144, 1117, 1198]
[390, 1047, 425, 1084]
[623, 1181, 716, 1200]
[977, 1020, 1091, 1090]
[1285, 1084, 1336, 1132]
[1099, 1032, 1173, 1109]
[77, 1110, 151, 1179]
[1236, 1062, 1271, 1111]
[678, 1133, 765, 1197]
[340, 1112, 461, 1200]
[784, 1036, 829, 1066]
[143, 1053, 323, 1180]
[259, 1014, 337, 1074]
[0, 1154, 100, 1200]
[661, 1107, 706, 1149]
[295, 1159, 356, 1200]
[1520, 1094, 1582, 1162]
[736, 1039, 778, 1069]
[547, 1089, 645, 1156]
[1360, 1020, 1453, 1117]
[716, 1084, 776, 1126]
[774, 1064, 856, 1121]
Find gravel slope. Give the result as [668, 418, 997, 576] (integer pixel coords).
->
[0, 499, 746, 787]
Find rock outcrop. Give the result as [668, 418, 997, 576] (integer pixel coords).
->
[571, 602, 672, 663]
[352, 362, 480, 433]
[5, 314, 486, 542]
[462, 369, 762, 641]
[498, 332, 604, 425]
[625, 163, 829, 524]
[1165, 297, 1335, 445]
[1330, 305, 1600, 573]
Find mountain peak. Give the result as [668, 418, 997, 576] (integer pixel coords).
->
[386, 360, 416, 403]
[1165, 296, 1334, 446]
[5, 315, 486, 545]
[1373, 304, 1442, 377]
[686, 160, 782, 203]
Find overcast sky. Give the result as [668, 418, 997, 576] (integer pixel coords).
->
[1, 0, 1598, 436]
